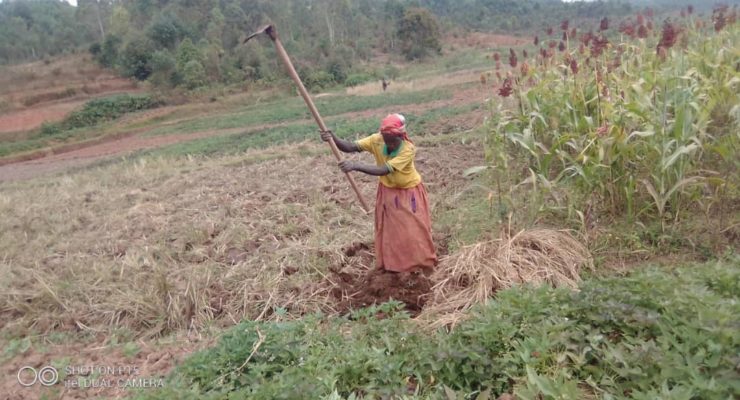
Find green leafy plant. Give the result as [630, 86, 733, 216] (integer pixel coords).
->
[487, 15, 739, 232]
[134, 258, 740, 400]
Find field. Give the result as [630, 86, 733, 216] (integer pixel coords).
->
[0, 13, 738, 400]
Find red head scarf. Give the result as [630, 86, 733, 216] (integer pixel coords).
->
[380, 113, 411, 143]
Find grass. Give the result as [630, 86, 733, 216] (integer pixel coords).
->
[0, 135, 484, 340]
[134, 257, 739, 399]
[401, 48, 497, 80]
[143, 87, 454, 137]
[1, 26, 735, 400]
[144, 102, 483, 159]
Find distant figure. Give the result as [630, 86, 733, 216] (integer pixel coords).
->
[382, 78, 390, 91]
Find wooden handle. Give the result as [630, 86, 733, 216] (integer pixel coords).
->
[268, 27, 371, 213]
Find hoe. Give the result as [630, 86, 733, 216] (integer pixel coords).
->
[244, 24, 371, 213]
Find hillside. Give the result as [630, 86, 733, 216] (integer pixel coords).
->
[0, 3, 737, 400]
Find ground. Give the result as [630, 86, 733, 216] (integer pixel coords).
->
[1, 27, 736, 399]
[0, 40, 499, 399]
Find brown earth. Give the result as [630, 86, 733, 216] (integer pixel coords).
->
[0, 54, 140, 135]
[0, 138, 486, 398]
[328, 229, 451, 317]
[0, 101, 88, 135]
[331, 267, 435, 316]
[329, 241, 435, 316]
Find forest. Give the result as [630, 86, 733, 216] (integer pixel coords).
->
[0, 0, 644, 90]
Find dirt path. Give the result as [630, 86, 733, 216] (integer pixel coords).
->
[0, 128, 244, 182]
[0, 101, 88, 134]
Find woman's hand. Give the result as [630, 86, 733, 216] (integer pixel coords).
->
[320, 130, 334, 142]
[338, 160, 357, 172]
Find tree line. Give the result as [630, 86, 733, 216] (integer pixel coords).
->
[0, 0, 648, 91]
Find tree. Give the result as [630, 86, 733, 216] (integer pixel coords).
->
[397, 7, 442, 60]
[119, 36, 154, 80]
[96, 34, 121, 67]
[147, 13, 183, 49]
[109, 5, 130, 37]
[176, 38, 204, 72]
[149, 49, 177, 87]
[182, 59, 207, 89]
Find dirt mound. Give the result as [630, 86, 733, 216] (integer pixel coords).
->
[328, 242, 434, 316]
[330, 268, 433, 316]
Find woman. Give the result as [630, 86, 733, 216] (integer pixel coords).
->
[321, 113, 437, 273]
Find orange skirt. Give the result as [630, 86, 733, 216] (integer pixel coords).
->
[374, 182, 437, 272]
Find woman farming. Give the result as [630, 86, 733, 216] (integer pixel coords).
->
[321, 113, 437, 273]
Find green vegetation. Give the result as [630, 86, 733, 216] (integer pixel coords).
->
[145, 100, 480, 158]
[487, 12, 739, 233]
[0, 94, 159, 158]
[1, 0, 641, 89]
[0, 0, 100, 64]
[49, 94, 159, 133]
[398, 7, 442, 60]
[144, 87, 453, 137]
[136, 258, 739, 399]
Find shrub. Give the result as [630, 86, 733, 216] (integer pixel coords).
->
[97, 34, 121, 68]
[119, 37, 154, 80]
[303, 70, 335, 91]
[50, 94, 159, 133]
[149, 50, 177, 87]
[397, 7, 442, 60]
[146, 13, 183, 49]
[344, 73, 374, 87]
[182, 60, 207, 90]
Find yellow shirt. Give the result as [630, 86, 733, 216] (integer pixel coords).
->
[355, 133, 421, 189]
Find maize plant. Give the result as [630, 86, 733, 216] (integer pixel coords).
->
[487, 10, 739, 231]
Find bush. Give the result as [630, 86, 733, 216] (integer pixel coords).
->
[96, 35, 122, 68]
[88, 42, 101, 56]
[397, 7, 442, 60]
[344, 73, 374, 87]
[303, 70, 335, 91]
[146, 13, 183, 49]
[39, 122, 61, 136]
[149, 50, 177, 87]
[182, 60, 207, 90]
[327, 60, 348, 84]
[58, 94, 159, 131]
[119, 37, 154, 80]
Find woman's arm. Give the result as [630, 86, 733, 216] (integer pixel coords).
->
[339, 161, 390, 176]
[320, 130, 360, 153]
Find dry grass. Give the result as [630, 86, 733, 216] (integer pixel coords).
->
[346, 68, 487, 96]
[419, 228, 593, 329]
[0, 137, 485, 339]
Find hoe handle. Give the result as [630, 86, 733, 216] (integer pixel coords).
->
[265, 26, 371, 214]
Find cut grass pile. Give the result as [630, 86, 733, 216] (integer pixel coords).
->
[421, 228, 593, 329]
[135, 257, 740, 399]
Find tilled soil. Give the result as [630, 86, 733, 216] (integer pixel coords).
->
[329, 242, 436, 316]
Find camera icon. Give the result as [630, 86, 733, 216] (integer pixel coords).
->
[17, 366, 58, 387]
